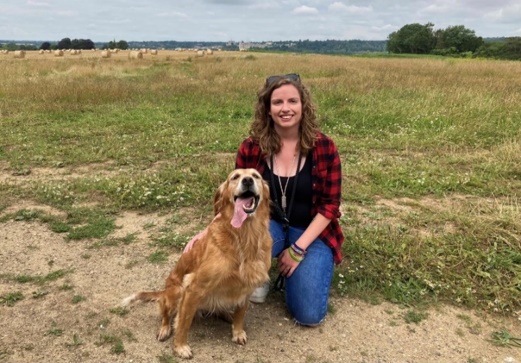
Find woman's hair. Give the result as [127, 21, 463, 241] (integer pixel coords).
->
[249, 77, 318, 156]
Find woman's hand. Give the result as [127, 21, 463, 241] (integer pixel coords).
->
[278, 248, 302, 278]
[183, 229, 207, 253]
[183, 214, 221, 254]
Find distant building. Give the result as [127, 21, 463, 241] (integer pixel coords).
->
[239, 42, 252, 51]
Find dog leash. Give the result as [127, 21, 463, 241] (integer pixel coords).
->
[270, 152, 302, 292]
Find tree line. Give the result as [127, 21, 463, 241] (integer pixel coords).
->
[2, 31, 519, 60]
[251, 39, 387, 55]
[387, 23, 521, 60]
[0, 38, 129, 51]
[40, 38, 129, 50]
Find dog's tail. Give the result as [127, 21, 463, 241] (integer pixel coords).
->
[121, 290, 164, 307]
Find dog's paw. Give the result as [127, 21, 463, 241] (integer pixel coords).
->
[174, 344, 193, 359]
[232, 330, 247, 345]
[157, 325, 172, 341]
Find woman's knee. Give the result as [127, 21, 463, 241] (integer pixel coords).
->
[290, 307, 327, 326]
[285, 241, 333, 326]
[285, 274, 330, 326]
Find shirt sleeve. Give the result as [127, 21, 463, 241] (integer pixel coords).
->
[235, 139, 249, 169]
[235, 138, 263, 171]
[316, 137, 342, 221]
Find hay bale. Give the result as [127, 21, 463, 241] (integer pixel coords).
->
[128, 50, 143, 59]
[54, 50, 64, 57]
[13, 50, 26, 58]
[100, 50, 111, 58]
[150, 49, 158, 55]
[207, 49, 213, 55]
[196, 50, 205, 57]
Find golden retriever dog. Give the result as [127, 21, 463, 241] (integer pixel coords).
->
[122, 168, 272, 359]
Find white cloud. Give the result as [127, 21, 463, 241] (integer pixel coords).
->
[203, 0, 255, 4]
[55, 10, 77, 17]
[371, 24, 395, 31]
[422, 4, 449, 13]
[484, 8, 504, 21]
[27, 0, 50, 6]
[483, 4, 521, 23]
[105, 18, 132, 25]
[249, 2, 280, 10]
[292, 5, 319, 15]
[157, 11, 189, 18]
[2, 0, 520, 42]
[328, 2, 373, 14]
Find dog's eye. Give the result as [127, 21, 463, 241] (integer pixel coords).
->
[231, 174, 240, 180]
[252, 173, 261, 179]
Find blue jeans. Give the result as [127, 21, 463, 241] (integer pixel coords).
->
[270, 220, 334, 326]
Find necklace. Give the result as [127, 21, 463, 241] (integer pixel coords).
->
[275, 153, 297, 212]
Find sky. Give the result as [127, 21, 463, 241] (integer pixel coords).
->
[1, 0, 520, 43]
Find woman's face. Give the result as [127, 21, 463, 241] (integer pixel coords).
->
[269, 84, 302, 134]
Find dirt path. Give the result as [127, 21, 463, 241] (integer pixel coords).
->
[1, 209, 521, 363]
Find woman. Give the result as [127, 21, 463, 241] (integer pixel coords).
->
[236, 73, 344, 326]
[187, 73, 344, 326]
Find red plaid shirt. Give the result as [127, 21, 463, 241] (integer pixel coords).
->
[235, 132, 344, 264]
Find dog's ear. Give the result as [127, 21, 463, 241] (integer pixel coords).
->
[213, 181, 226, 215]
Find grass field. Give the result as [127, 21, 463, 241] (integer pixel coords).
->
[1, 49, 520, 317]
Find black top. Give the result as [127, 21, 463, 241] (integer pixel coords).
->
[262, 155, 313, 228]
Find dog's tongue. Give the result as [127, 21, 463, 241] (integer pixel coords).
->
[231, 197, 253, 228]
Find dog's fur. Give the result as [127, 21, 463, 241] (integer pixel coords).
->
[122, 168, 272, 359]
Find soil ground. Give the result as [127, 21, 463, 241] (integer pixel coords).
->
[1, 199, 521, 363]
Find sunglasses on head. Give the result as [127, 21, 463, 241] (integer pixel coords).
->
[265, 73, 301, 86]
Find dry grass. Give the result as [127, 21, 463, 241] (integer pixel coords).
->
[1, 50, 521, 315]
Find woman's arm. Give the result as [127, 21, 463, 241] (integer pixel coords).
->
[278, 137, 342, 276]
[277, 214, 331, 277]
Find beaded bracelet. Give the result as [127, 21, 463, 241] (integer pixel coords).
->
[291, 243, 306, 256]
[288, 246, 304, 262]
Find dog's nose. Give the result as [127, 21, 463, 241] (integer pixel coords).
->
[241, 177, 254, 188]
